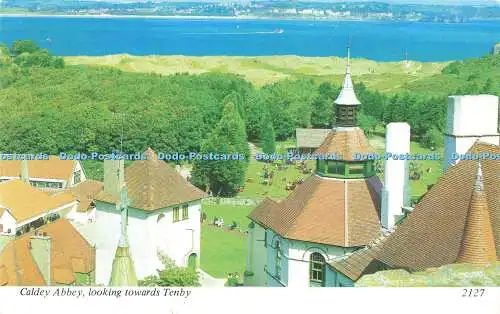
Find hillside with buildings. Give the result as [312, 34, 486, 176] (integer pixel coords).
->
[2, 1, 499, 22]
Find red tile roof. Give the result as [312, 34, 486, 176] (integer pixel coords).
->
[330, 142, 500, 280]
[315, 127, 376, 161]
[95, 148, 206, 211]
[0, 219, 95, 286]
[249, 175, 382, 247]
[457, 163, 497, 264]
[375, 142, 499, 270]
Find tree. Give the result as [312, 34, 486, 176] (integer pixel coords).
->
[422, 127, 443, 149]
[191, 100, 250, 196]
[357, 112, 378, 136]
[138, 268, 200, 287]
[259, 110, 276, 154]
[11, 40, 40, 56]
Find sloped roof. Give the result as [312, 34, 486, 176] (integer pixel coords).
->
[0, 180, 75, 222]
[315, 127, 376, 161]
[328, 246, 386, 281]
[457, 163, 497, 264]
[66, 180, 104, 213]
[248, 175, 382, 247]
[109, 247, 138, 287]
[0, 157, 76, 181]
[0, 219, 95, 286]
[374, 142, 499, 270]
[95, 148, 207, 211]
[296, 129, 331, 149]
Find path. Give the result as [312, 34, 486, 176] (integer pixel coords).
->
[198, 269, 226, 287]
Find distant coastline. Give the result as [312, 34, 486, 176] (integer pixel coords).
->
[1, 13, 498, 23]
[0, 13, 361, 22]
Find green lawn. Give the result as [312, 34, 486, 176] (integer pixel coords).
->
[200, 204, 255, 278]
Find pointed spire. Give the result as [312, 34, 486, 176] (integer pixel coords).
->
[334, 44, 361, 106]
[457, 162, 497, 265]
[109, 184, 138, 286]
[20, 159, 29, 183]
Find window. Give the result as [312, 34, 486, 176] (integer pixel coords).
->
[173, 207, 180, 222]
[309, 252, 325, 287]
[182, 205, 189, 220]
[349, 163, 365, 175]
[73, 171, 81, 184]
[275, 241, 281, 280]
[264, 230, 267, 247]
[327, 161, 345, 175]
[0, 224, 3, 233]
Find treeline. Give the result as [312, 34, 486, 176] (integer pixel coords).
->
[0, 41, 498, 158]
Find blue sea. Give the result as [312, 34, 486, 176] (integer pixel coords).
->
[0, 16, 499, 61]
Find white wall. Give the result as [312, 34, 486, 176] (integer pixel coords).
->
[258, 228, 355, 287]
[287, 240, 353, 287]
[0, 210, 16, 235]
[66, 207, 96, 224]
[245, 222, 267, 286]
[90, 200, 201, 285]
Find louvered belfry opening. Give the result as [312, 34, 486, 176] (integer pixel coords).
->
[336, 106, 357, 127]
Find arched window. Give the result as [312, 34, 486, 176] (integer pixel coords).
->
[275, 241, 282, 280]
[309, 252, 325, 287]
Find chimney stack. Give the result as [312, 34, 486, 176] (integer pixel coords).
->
[444, 95, 499, 172]
[381, 122, 411, 229]
[104, 157, 125, 198]
[30, 234, 52, 285]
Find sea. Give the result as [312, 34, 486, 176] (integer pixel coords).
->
[0, 16, 499, 61]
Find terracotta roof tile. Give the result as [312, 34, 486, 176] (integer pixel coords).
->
[248, 175, 382, 247]
[0, 180, 76, 222]
[328, 246, 386, 281]
[66, 180, 104, 213]
[374, 142, 499, 270]
[314, 127, 376, 161]
[0, 157, 76, 181]
[95, 149, 207, 211]
[457, 163, 497, 264]
[0, 219, 95, 285]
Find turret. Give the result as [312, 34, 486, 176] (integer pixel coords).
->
[334, 46, 361, 127]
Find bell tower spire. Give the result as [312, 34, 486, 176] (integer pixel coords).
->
[334, 43, 361, 127]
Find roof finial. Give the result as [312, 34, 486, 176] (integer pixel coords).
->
[474, 161, 484, 192]
[346, 35, 351, 75]
[20, 159, 29, 183]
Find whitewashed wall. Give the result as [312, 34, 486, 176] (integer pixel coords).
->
[245, 222, 267, 286]
[0, 211, 16, 235]
[91, 200, 201, 285]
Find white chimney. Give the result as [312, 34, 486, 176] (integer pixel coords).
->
[444, 95, 499, 172]
[381, 122, 411, 229]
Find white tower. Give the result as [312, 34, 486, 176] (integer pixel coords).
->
[444, 95, 499, 172]
[381, 122, 411, 229]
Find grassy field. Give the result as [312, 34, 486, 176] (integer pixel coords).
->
[370, 136, 443, 201]
[65, 55, 447, 91]
[200, 204, 255, 278]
